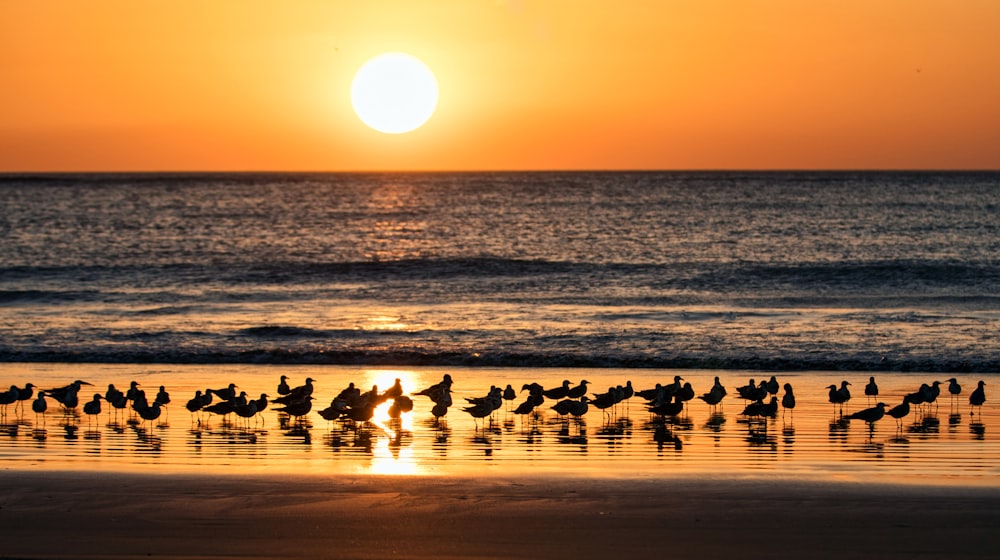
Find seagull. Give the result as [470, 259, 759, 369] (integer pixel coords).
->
[864, 376, 879, 404]
[590, 387, 622, 415]
[233, 400, 259, 427]
[0, 386, 18, 414]
[135, 401, 163, 426]
[207, 383, 238, 402]
[926, 380, 943, 411]
[542, 380, 571, 400]
[276, 396, 313, 419]
[765, 376, 779, 397]
[513, 385, 544, 415]
[887, 397, 911, 429]
[185, 390, 211, 413]
[827, 381, 851, 414]
[742, 397, 778, 419]
[664, 375, 685, 397]
[847, 402, 887, 425]
[675, 382, 695, 407]
[648, 396, 685, 418]
[946, 378, 962, 406]
[416, 375, 453, 415]
[736, 378, 757, 399]
[105, 383, 124, 405]
[567, 380, 590, 399]
[697, 388, 725, 408]
[781, 383, 796, 418]
[551, 398, 581, 416]
[382, 378, 404, 400]
[277, 375, 291, 396]
[14, 383, 35, 413]
[203, 399, 237, 418]
[31, 391, 47, 421]
[462, 400, 496, 426]
[82, 394, 103, 421]
[154, 385, 171, 406]
[416, 374, 453, 401]
[969, 380, 986, 415]
[46, 380, 91, 411]
[568, 396, 589, 417]
[502, 384, 516, 405]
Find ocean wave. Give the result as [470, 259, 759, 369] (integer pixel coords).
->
[0, 289, 101, 304]
[237, 326, 334, 338]
[2, 346, 998, 373]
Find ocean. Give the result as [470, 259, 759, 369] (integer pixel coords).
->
[2, 171, 999, 371]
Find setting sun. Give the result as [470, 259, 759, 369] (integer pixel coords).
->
[350, 52, 438, 134]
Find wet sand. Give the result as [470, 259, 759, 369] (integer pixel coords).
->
[2, 470, 999, 559]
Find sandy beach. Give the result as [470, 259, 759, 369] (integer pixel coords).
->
[2, 470, 998, 559]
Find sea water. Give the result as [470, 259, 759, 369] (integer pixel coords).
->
[2, 172, 998, 478]
[2, 171, 999, 370]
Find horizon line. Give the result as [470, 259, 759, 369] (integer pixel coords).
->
[2, 168, 999, 175]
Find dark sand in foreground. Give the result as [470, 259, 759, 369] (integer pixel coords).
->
[2, 471, 998, 559]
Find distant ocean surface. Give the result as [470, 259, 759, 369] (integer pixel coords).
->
[2, 171, 999, 372]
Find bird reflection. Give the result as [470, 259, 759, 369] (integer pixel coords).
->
[782, 424, 795, 445]
[907, 415, 940, 435]
[828, 418, 850, 441]
[651, 422, 682, 451]
[969, 422, 985, 439]
[63, 423, 79, 441]
[704, 412, 726, 432]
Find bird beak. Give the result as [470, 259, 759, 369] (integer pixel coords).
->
[81, 381, 93, 386]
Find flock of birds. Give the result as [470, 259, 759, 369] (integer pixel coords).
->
[0, 374, 988, 434]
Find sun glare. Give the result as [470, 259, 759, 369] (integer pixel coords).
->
[351, 53, 438, 134]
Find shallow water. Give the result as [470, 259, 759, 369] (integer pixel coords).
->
[1, 364, 995, 485]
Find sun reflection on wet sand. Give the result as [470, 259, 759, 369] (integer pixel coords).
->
[0, 363, 997, 484]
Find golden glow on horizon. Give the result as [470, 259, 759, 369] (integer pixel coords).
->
[1, 1, 999, 171]
[351, 53, 438, 134]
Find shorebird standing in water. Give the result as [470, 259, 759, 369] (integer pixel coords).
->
[277, 375, 291, 396]
[14, 383, 35, 414]
[781, 383, 796, 419]
[946, 378, 962, 410]
[864, 376, 879, 405]
[827, 381, 851, 416]
[566, 380, 590, 399]
[542, 380, 571, 400]
[969, 380, 986, 417]
[887, 397, 911, 431]
[31, 391, 47, 424]
[82, 394, 103, 425]
[848, 402, 887, 425]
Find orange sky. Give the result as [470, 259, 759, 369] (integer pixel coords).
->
[2, 1, 998, 171]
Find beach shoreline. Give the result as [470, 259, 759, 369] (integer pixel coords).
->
[3, 469, 998, 559]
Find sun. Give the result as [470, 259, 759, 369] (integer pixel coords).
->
[351, 53, 438, 134]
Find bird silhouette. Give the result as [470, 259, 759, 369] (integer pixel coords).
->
[82, 394, 103, 418]
[13, 383, 35, 413]
[567, 380, 590, 399]
[542, 380, 571, 400]
[207, 383, 238, 402]
[847, 402, 887, 425]
[781, 383, 796, 418]
[864, 376, 879, 404]
[946, 378, 962, 407]
[969, 380, 986, 415]
[31, 391, 47, 422]
[887, 397, 911, 429]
